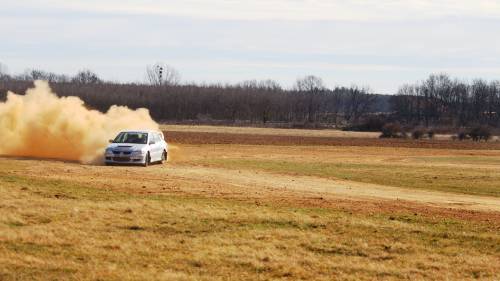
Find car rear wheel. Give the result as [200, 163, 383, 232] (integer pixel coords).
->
[143, 152, 150, 167]
[160, 150, 167, 164]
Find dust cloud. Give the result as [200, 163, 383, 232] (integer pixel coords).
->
[0, 80, 159, 163]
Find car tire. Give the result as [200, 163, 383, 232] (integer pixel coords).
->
[143, 152, 150, 167]
[160, 150, 167, 164]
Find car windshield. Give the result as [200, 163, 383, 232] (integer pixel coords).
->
[113, 132, 148, 144]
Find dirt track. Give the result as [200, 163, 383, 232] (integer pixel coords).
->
[6, 153, 499, 215]
[168, 165, 500, 212]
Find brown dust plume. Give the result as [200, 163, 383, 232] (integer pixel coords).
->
[0, 81, 159, 163]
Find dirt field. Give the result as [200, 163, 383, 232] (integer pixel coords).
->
[1, 126, 499, 280]
[165, 130, 500, 150]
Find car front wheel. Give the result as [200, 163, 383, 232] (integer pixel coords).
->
[143, 152, 150, 167]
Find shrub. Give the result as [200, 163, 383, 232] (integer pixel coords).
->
[427, 130, 435, 139]
[412, 127, 425, 139]
[380, 122, 405, 138]
[456, 131, 469, 141]
[468, 126, 492, 142]
[343, 116, 386, 132]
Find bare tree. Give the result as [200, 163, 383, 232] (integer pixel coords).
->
[343, 86, 377, 123]
[295, 75, 325, 123]
[16, 69, 46, 81]
[146, 63, 181, 86]
[13, 69, 69, 83]
[71, 69, 101, 84]
[393, 73, 500, 128]
[296, 75, 324, 93]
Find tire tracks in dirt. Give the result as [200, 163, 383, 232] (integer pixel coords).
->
[166, 165, 500, 212]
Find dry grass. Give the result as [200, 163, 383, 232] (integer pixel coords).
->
[0, 165, 499, 280]
[161, 124, 381, 138]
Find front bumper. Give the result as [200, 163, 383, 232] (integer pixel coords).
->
[104, 153, 145, 165]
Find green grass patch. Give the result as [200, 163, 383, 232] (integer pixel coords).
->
[201, 158, 500, 197]
[414, 155, 500, 165]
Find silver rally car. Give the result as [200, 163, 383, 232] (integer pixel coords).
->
[104, 130, 168, 166]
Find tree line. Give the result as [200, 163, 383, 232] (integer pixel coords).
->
[0, 64, 382, 127]
[1, 63, 499, 129]
[391, 74, 500, 128]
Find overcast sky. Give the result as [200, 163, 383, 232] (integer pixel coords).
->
[2, 0, 500, 94]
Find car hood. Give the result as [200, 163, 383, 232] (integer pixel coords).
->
[106, 143, 147, 151]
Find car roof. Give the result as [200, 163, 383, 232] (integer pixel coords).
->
[119, 130, 161, 134]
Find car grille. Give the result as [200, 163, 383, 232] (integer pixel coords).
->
[113, 157, 131, 162]
[113, 151, 132, 155]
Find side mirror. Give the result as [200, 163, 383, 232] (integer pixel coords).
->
[108, 139, 114, 143]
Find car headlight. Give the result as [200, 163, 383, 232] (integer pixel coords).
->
[105, 148, 113, 153]
[131, 151, 144, 156]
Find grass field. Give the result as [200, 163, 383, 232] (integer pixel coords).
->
[1, 126, 499, 280]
